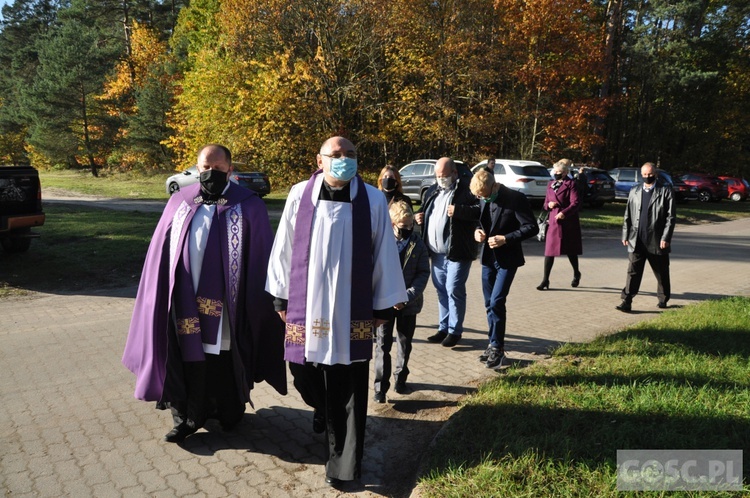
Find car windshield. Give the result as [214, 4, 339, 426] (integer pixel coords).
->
[509, 165, 549, 177]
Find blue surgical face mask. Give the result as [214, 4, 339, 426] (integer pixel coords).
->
[329, 157, 358, 182]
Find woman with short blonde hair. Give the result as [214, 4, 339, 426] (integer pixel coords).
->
[537, 158, 582, 290]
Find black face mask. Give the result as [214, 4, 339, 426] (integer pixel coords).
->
[395, 227, 413, 240]
[553, 173, 564, 180]
[200, 169, 228, 197]
[643, 175, 656, 185]
[382, 177, 398, 191]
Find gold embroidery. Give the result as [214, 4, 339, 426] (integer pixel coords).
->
[196, 297, 223, 317]
[177, 317, 200, 335]
[351, 320, 373, 341]
[285, 323, 305, 345]
[312, 318, 331, 338]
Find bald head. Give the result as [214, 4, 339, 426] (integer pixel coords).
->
[434, 157, 455, 178]
[320, 136, 355, 156]
[641, 162, 656, 176]
[197, 144, 232, 174]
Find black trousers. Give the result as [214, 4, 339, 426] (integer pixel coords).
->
[621, 249, 671, 304]
[289, 361, 369, 481]
[171, 350, 245, 430]
[374, 312, 417, 394]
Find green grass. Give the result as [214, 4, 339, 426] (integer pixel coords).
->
[39, 169, 172, 200]
[569, 200, 750, 230]
[419, 297, 750, 497]
[38, 169, 293, 201]
[0, 204, 160, 297]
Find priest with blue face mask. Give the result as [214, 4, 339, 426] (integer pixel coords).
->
[266, 136, 407, 489]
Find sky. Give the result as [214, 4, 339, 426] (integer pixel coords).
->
[0, 1, 10, 21]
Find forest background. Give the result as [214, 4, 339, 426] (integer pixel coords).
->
[0, 0, 748, 187]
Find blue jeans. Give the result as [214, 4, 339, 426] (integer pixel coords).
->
[481, 262, 518, 349]
[430, 253, 472, 336]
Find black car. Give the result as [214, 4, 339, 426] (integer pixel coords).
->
[399, 159, 473, 204]
[571, 167, 615, 207]
[230, 170, 271, 197]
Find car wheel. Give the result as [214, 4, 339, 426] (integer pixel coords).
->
[1, 234, 32, 253]
[420, 189, 429, 205]
[168, 182, 180, 195]
[698, 190, 711, 202]
[730, 192, 742, 202]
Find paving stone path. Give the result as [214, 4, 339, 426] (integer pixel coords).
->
[2, 198, 749, 497]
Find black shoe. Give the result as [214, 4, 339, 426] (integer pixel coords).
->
[312, 410, 325, 434]
[164, 423, 197, 443]
[479, 345, 492, 362]
[615, 301, 632, 312]
[485, 348, 505, 369]
[373, 391, 386, 404]
[427, 330, 448, 343]
[394, 382, 408, 394]
[441, 333, 460, 347]
[536, 280, 550, 290]
[657, 301, 668, 309]
[325, 476, 345, 488]
[572, 272, 581, 288]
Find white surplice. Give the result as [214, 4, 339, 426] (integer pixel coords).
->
[266, 174, 407, 365]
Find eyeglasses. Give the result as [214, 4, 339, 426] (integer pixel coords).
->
[321, 151, 357, 159]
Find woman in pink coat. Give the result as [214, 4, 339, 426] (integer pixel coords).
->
[537, 159, 582, 290]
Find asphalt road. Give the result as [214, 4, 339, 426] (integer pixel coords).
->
[2, 196, 749, 497]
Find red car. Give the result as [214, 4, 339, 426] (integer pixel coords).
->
[678, 173, 728, 202]
[718, 176, 749, 202]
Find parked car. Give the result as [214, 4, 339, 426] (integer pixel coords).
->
[399, 159, 472, 204]
[665, 173, 699, 202]
[567, 167, 615, 207]
[678, 173, 728, 202]
[718, 176, 749, 202]
[471, 159, 550, 200]
[608, 167, 698, 202]
[165, 163, 271, 197]
[0, 165, 45, 253]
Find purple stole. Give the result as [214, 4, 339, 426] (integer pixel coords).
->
[173, 209, 225, 361]
[284, 170, 374, 365]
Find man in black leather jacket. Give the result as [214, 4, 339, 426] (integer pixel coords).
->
[414, 157, 479, 347]
[616, 162, 676, 312]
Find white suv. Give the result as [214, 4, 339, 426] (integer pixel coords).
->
[472, 159, 550, 199]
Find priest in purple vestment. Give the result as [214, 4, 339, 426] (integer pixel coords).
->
[122, 144, 287, 443]
[266, 136, 407, 489]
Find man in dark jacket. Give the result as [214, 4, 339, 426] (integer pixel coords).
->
[470, 168, 538, 369]
[616, 162, 676, 311]
[414, 157, 479, 348]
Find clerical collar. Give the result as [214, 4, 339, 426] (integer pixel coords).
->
[321, 180, 351, 202]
